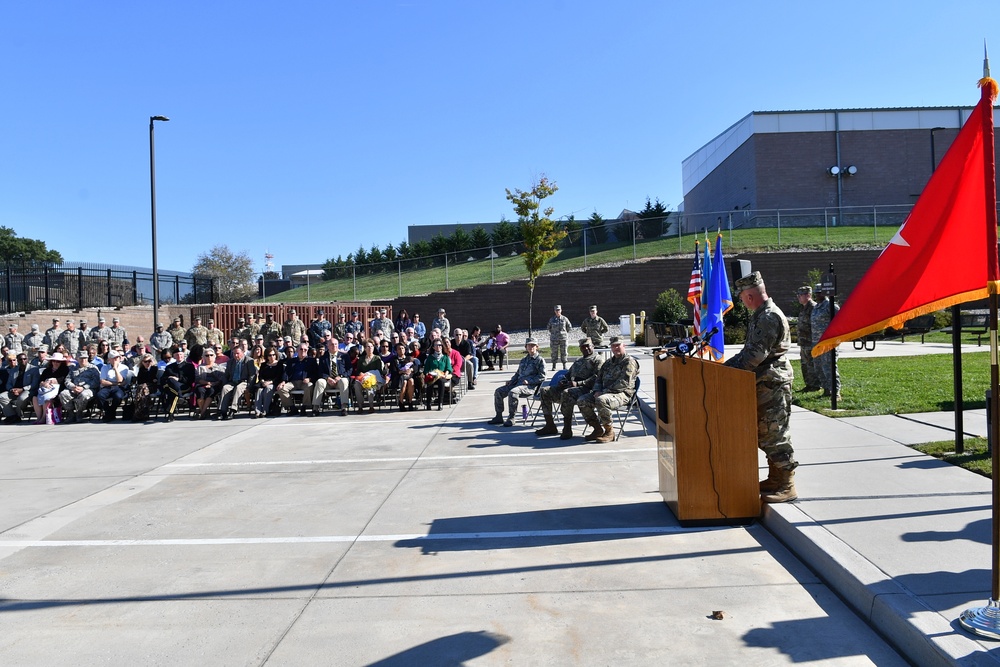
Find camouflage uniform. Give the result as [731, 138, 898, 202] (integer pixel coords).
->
[577, 353, 639, 423]
[283, 315, 306, 344]
[150, 329, 172, 353]
[541, 351, 603, 422]
[431, 314, 451, 339]
[580, 315, 610, 346]
[233, 320, 251, 343]
[810, 296, 840, 396]
[185, 322, 208, 348]
[204, 324, 224, 348]
[247, 315, 262, 340]
[108, 325, 128, 347]
[332, 320, 347, 342]
[378, 316, 394, 337]
[547, 311, 572, 366]
[167, 321, 186, 345]
[725, 297, 796, 470]
[22, 330, 43, 355]
[797, 295, 820, 391]
[258, 316, 282, 347]
[59, 361, 100, 415]
[43, 324, 63, 350]
[4, 330, 24, 353]
[493, 351, 546, 418]
[57, 327, 84, 357]
[89, 325, 113, 345]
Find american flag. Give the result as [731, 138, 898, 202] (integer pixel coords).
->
[687, 241, 701, 337]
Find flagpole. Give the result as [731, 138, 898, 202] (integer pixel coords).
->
[959, 43, 1000, 638]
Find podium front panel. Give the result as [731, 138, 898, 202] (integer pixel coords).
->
[655, 356, 760, 524]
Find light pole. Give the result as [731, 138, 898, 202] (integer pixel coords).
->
[149, 115, 170, 329]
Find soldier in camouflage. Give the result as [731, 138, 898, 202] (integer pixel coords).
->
[5, 323, 23, 354]
[59, 350, 100, 422]
[150, 323, 172, 353]
[576, 336, 639, 443]
[796, 286, 821, 392]
[232, 318, 250, 343]
[546, 304, 572, 370]
[258, 313, 282, 347]
[810, 285, 840, 400]
[580, 305, 610, 347]
[57, 319, 84, 357]
[248, 313, 262, 340]
[185, 315, 209, 348]
[43, 317, 63, 350]
[283, 309, 306, 344]
[204, 319, 224, 348]
[488, 338, 546, 427]
[536, 337, 604, 440]
[108, 317, 128, 347]
[725, 271, 797, 503]
[167, 317, 186, 345]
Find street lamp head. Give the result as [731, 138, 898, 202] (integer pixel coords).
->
[151, 115, 170, 122]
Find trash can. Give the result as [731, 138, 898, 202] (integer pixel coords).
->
[619, 315, 630, 337]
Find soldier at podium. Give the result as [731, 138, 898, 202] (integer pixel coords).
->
[725, 271, 798, 503]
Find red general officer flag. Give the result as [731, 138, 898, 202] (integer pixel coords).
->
[813, 77, 1000, 356]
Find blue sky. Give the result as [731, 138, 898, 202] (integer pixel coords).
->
[1, 1, 996, 273]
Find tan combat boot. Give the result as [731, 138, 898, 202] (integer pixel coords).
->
[535, 416, 558, 436]
[759, 462, 782, 494]
[584, 420, 603, 441]
[595, 421, 615, 443]
[761, 469, 797, 503]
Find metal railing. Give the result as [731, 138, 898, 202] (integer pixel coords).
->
[0, 261, 215, 314]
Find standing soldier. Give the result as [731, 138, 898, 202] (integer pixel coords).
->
[89, 317, 109, 345]
[576, 336, 639, 443]
[535, 337, 603, 440]
[150, 323, 172, 354]
[259, 313, 282, 347]
[5, 323, 24, 354]
[332, 312, 347, 342]
[244, 313, 259, 339]
[546, 304, 572, 371]
[167, 316, 186, 345]
[344, 311, 363, 338]
[185, 315, 209, 348]
[309, 310, 331, 347]
[78, 319, 90, 339]
[377, 309, 394, 339]
[283, 309, 306, 344]
[431, 308, 451, 340]
[205, 318, 224, 348]
[796, 286, 821, 392]
[725, 271, 798, 503]
[581, 305, 610, 347]
[58, 319, 84, 357]
[43, 317, 63, 350]
[108, 317, 128, 347]
[232, 317, 249, 343]
[22, 324, 43, 356]
[811, 284, 841, 400]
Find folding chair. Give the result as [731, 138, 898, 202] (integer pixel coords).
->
[529, 370, 566, 426]
[581, 377, 649, 441]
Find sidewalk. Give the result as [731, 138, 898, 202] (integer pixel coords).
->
[629, 340, 1000, 665]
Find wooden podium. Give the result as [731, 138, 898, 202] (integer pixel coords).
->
[655, 355, 761, 525]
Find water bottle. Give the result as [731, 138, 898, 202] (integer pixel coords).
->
[521, 404, 528, 421]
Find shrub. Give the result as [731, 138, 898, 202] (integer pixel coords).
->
[653, 288, 687, 324]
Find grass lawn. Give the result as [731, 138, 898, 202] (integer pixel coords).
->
[261, 224, 903, 303]
[790, 351, 991, 417]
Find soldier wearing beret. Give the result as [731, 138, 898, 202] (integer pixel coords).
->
[725, 271, 798, 503]
[536, 337, 604, 440]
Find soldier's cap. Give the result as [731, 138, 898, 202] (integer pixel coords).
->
[554, 305, 561, 310]
[797, 285, 812, 295]
[266, 313, 274, 318]
[525, 337, 539, 347]
[255, 334, 264, 340]
[30, 324, 39, 331]
[173, 317, 181, 322]
[52, 317, 59, 323]
[609, 336, 624, 345]
[78, 350, 89, 359]
[207, 319, 214, 324]
[352, 311, 358, 316]
[579, 337, 593, 347]
[65, 319, 72, 324]
[98, 317, 106, 323]
[733, 271, 764, 296]
[79, 319, 87, 325]
[318, 310, 324, 315]
[37, 344, 48, 352]
[194, 315, 201, 321]
[7, 323, 15, 328]
[283, 336, 292, 342]
[237, 318, 245, 323]
[289, 309, 296, 314]
[156, 323, 164, 329]
[589, 305, 597, 310]
[254, 313, 262, 318]
[438, 308, 445, 313]
[112, 317, 119, 322]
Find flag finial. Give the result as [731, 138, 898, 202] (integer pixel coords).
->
[980, 40, 998, 102]
[985, 39, 991, 79]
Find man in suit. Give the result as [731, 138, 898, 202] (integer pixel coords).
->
[0, 352, 29, 423]
[161, 349, 196, 422]
[218, 345, 257, 420]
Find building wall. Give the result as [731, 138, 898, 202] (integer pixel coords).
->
[681, 137, 758, 226]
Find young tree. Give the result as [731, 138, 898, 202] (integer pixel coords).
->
[637, 197, 671, 239]
[588, 212, 608, 245]
[469, 226, 492, 257]
[505, 175, 566, 335]
[490, 217, 517, 254]
[192, 244, 256, 303]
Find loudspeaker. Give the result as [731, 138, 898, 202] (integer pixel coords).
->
[730, 259, 752, 280]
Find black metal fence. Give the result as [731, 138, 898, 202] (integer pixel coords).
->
[0, 262, 216, 314]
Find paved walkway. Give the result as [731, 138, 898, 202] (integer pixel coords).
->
[0, 338, 996, 664]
